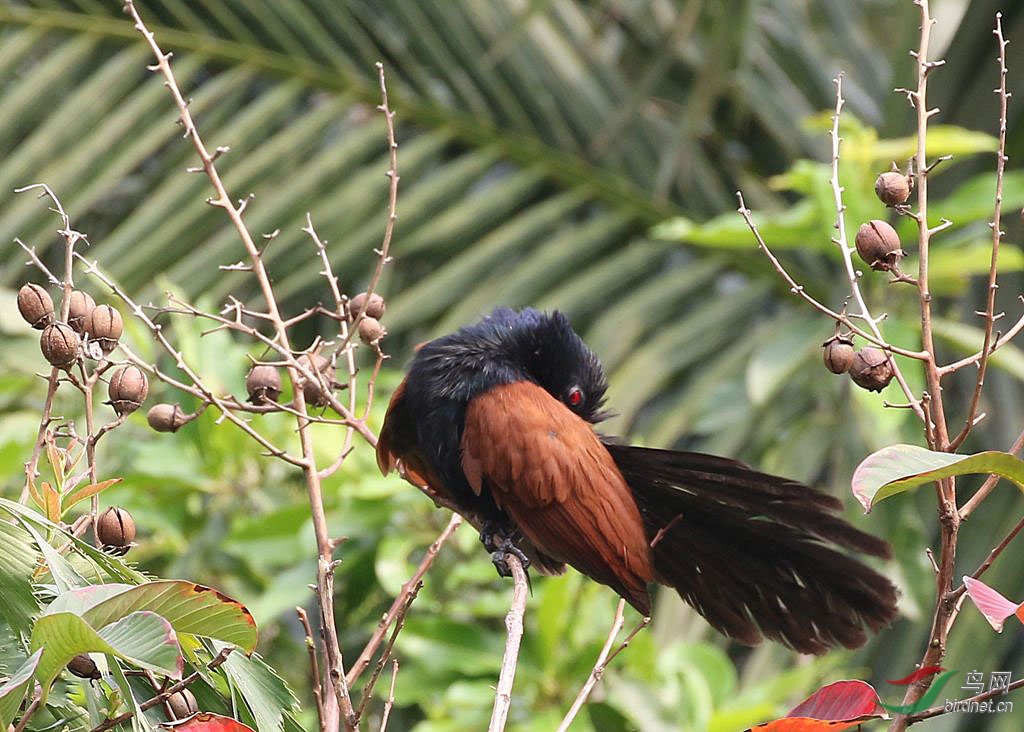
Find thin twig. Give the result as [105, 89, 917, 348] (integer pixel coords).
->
[949, 514, 1024, 601]
[347, 514, 462, 685]
[906, 678, 1024, 723]
[826, 73, 925, 421]
[960, 427, 1024, 518]
[298, 606, 327, 732]
[556, 600, 626, 732]
[378, 661, 399, 732]
[950, 12, 1010, 450]
[939, 306, 1024, 376]
[488, 554, 529, 732]
[123, 4, 365, 726]
[12, 688, 42, 732]
[89, 647, 234, 732]
[736, 193, 928, 363]
[889, 3, 959, 728]
[76, 256, 305, 467]
[16, 185, 83, 505]
[355, 582, 421, 723]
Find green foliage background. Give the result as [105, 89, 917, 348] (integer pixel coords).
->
[3, 0, 1024, 729]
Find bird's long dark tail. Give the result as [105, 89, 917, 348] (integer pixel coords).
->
[604, 443, 899, 655]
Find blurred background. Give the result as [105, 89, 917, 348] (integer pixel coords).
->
[2, 0, 1024, 729]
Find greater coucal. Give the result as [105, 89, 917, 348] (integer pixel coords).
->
[378, 308, 898, 654]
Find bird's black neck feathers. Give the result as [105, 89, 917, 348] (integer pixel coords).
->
[407, 307, 607, 417]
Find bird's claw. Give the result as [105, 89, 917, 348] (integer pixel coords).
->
[491, 540, 531, 577]
[480, 522, 531, 576]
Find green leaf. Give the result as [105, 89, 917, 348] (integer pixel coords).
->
[47, 581, 258, 654]
[217, 642, 298, 732]
[651, 200, 819, 250]
[16, 515, 85, 593]
[0, 520, 41, 635]
[30, 610, 183, 701]
[852, 444, 1024, 511]
[871, 125, 997, 161]
[0, 648, 42, 730]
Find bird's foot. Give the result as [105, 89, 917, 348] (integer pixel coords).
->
[491, 539, 531, 578]
[480, 522, 531, 577]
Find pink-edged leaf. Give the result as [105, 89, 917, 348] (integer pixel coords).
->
[963, 576, 1022, 632]
[163, 712, 255, 732]
[747, 681, 886, 731]
[852, 445, 1024, 512]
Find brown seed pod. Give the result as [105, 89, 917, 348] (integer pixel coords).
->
[67, 290, 96, 333]
[40, 323, 81, 368]
[848, 347, 895, 392]
[17, 283, 54, 330]
[348, 292, 386, 320]
[298, 353, 332, 407]
[166, 688, 199, 720]
[86, 304, 124, 354]
[67, 654, 101, 680]
[146, 403, 190, 433]
[855, 220, 904, 272]
[357, 317, 386, 345]
[246, 365, 282, 404]
[107, 365, 149, 415]
[874, 171, 912, 207]
[96, 506, 136, 547]
[822, 335, 856, 375]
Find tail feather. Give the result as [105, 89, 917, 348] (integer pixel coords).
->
[605, 443, 899, 655]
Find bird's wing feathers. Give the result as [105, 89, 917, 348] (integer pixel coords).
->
[461, 381, 653, 613]
[378, 377, 567, 576]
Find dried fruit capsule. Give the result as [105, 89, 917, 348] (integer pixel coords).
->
[67, 290, 96, 333]
[40, 323, 80, 368]
[96, 506, 136, 547]
[874, 171, 912, 206]
[348, 292, 386, 320]
[86, 304, 124, 355]
[166, 688, 199, 720]
[298, 353, 332, 407]
[849, 347, 895, 392]
[147, 403, 189, 433]
[18, 283, 54, 330]
[246, 365, 282, 404]
[855, 220, 904, 272]
[822, 335, 856, 374]
[107, 365, 149, 415]
[67, 654, 101, 680]
[358, 317, 386, 345]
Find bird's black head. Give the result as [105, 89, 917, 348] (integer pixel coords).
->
[408, 307, 609, 423]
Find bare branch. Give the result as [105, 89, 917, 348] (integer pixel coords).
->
[949, 12, 1010, 450]
[736, 194, 929, 364]
[488, 555, 529, 732]
[556, 600, 626, 732]
[825, 74, 925, 421]
[347, 514, 462, 685]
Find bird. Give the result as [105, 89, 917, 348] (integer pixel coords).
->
[377, 307, 899, 654]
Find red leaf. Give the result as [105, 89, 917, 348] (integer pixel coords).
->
[747, 680, 886, 731]
[163, 713, 255, 732]
[787, 680, 884, 720]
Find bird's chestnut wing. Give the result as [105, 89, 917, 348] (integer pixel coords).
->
[461, 381, 653, 613]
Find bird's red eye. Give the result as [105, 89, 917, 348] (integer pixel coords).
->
[567, 386, 584, 407]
